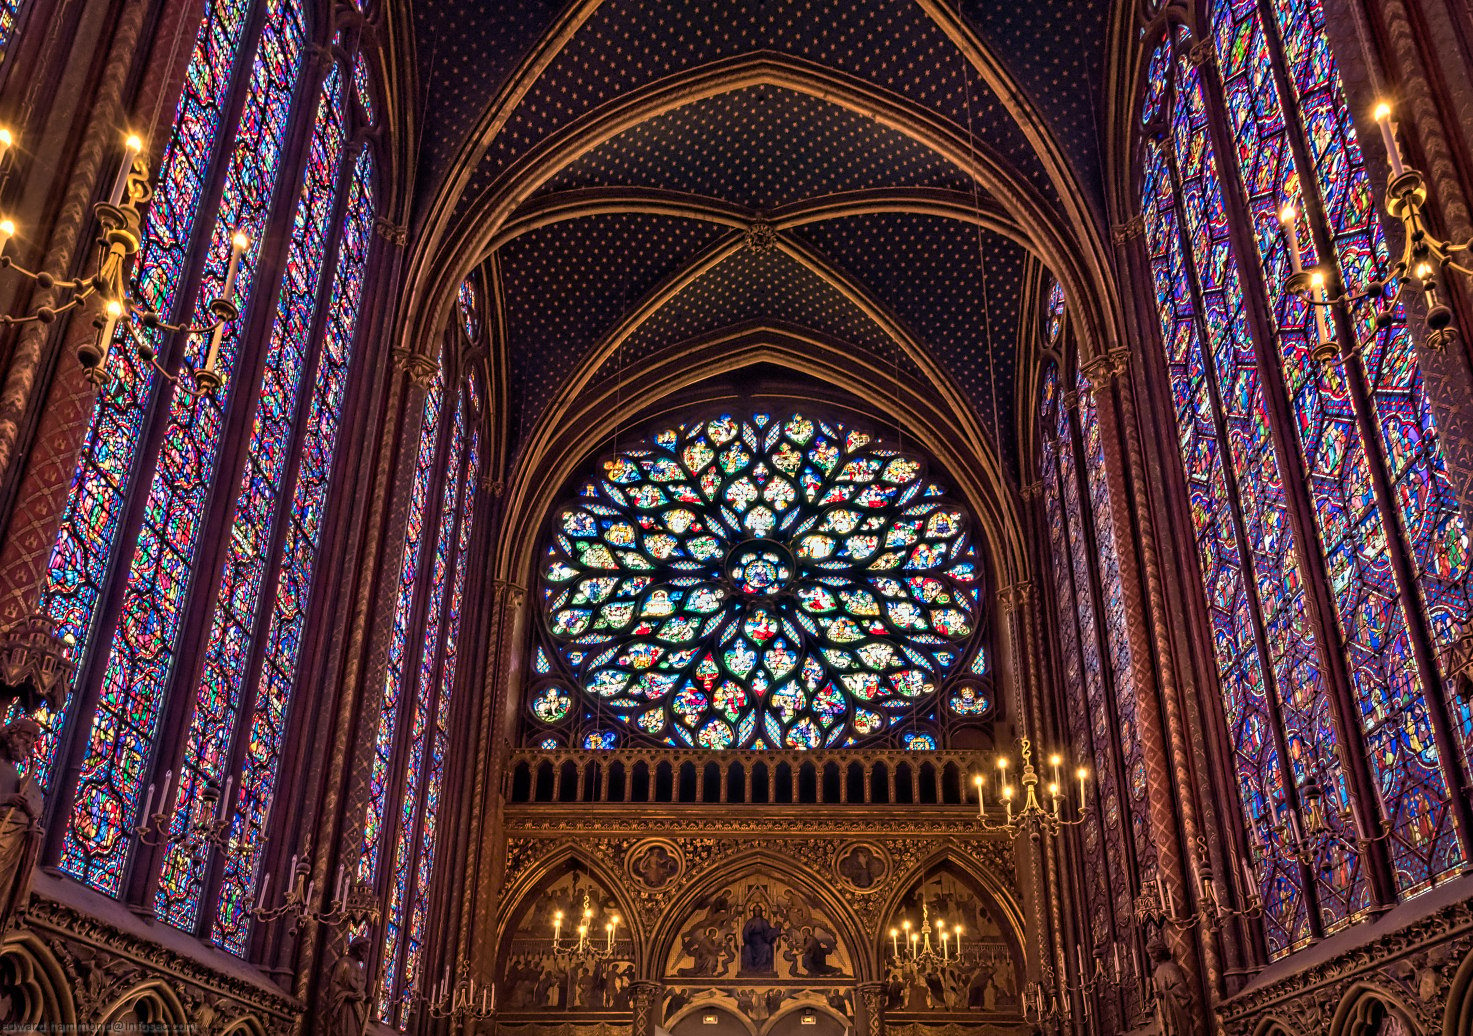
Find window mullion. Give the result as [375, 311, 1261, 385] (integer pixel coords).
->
[1253, 0, 1473, 860]
[1190, 29, 1400, 912]
[1157, 130, 1327, 938]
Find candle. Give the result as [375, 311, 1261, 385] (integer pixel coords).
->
[109, 134, 144, 207]
[1240, 856, 1257, 897]
[222, 231, 248, 300]
[257, 871, 270, 910]
[605, 921, 614, 951]
[0, 218, 13, 260]
[1156, 879, 1167, 915]
[973, 774, 985, 817]
[1280, 205, 1303, 273]
[1076, 767, 1088, 810]
[890, 927, 899, 958]
[217, 774, 233, 820]
[1076, 944, 1085, 977]
[1049, 754, 1062, 788]
[1165, 883, 1176, 917]
[490, 982, 496, 1011]
[159, 768, 173, 811]
[1374, 103, 1407, 179]
[910, 931, 918, 958]
[1311, 272, 1332, 346]
[940, 930, 949, 960]
[1113, 943, 1122, 981]
[0, 127, 14, 165]
[954, 925, 963, 958]
[139, 782, 155, 825]
[97, 299, 123, 354]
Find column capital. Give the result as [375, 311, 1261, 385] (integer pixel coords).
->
[856, 981, 888, 1036]
[1019, 480, 1043, 502]
[392, 347, 439, 386]
[996, 580, 1035, 610]
[1111, 213, 1146, 243]
[1081, 348, 1131, 391]
[629, 979, 663, 1035]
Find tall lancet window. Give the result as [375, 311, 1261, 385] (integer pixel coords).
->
[1036, 287, 1151, 1020]
[365, 278, 485, 1026]
[1138, 0, 1472, 958]
[32, 0, 379, 953]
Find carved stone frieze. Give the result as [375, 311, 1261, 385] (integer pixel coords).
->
[9, 888, 299, 1031]
[1219, 894, 1473, 1034]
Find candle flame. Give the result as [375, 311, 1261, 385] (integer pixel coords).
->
[0, 218, 14, 236]
[0, 128, 13, 147]
[1279, 204, 1296, 223]
[1374, 102, 1392, 121]
[104, 299, 123, 318]
[1049, 754, 1062, 767]
[125, 134, 143, 152]
[232, 231, 250, 251]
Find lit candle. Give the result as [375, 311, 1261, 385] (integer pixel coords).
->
[0, 218, 14, 259]
[1280, 205, 1303, 273]
[108, 134, 144, 207]
[1048, 781, 1061, 816]
[1049, 754, 1062, 788]
[1374, 103, 1407, 179]
[940, 930, 950, 960]
[0, 127, 14, 165]
[973, 774, 985, 817]
[605, 921, 614, 952]
[1076, 767, 1088, 810]
[1311, 271, 1332, 346]
[553, 910, 563, 944]
[954, 925, 962, 958]
[256, 870, 270, 910]
[910, 931, 919, 958]
[890, 927, 899, 958]
[97, 298, 123, 354]
[222, 230, 248, 300]
[1002, 783, 1013, 823]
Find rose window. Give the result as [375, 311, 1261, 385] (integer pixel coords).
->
[538, 412, 982, 749]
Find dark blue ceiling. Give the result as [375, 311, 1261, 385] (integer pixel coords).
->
[412, 1, 1112, 484]
[407, 1, 1119, 222]
[537, 86, 975, 210]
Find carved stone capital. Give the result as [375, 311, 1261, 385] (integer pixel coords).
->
[1081, 348, 1131, 391]
[857, 980, 887, 1036]
[996, 581, 1035, 611]
[1019, 480, 1043, 502]
[1111, 213, 1146, 243]
[392, 348, 439, 387]
[373, 216, 408, 246]
[1187, 37, 1216, 68]
[629, 979, 662, 1035]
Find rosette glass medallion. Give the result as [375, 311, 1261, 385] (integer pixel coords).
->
[539, 412, 982, 749]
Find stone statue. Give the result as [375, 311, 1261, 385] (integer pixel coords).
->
[325, 936, 371, 1036]
[1147, 934, 1195, 1036]
[0, 716, 43, 934]
[739, 905, 781, 974]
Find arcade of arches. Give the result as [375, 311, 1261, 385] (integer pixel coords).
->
[1, 0, 1473, 1034]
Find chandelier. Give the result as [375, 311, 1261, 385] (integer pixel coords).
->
[0, 128, 244, 393]
[551, 888, 622, 963]
[971, 735, 1089, 837]
[887, 896, 966, 973]
[1278, 102, 1473, 351]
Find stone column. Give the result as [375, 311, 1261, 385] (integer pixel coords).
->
[856, 981, 887, 1036]
[1084, 349, 1215, 1034]
[630, 979, 662, 1036]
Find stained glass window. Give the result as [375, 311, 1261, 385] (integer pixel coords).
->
[33, 0, 380, 951]
[458, 276, 480, 342]
[0, 0, 27, 66]
[1135, 6, 1473, 957]
[370, 373, 481, 1025]
[537, 412, 981, 750]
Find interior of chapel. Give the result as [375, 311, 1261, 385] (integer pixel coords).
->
[0, 0, 1471, 1033]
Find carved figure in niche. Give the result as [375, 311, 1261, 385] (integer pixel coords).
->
[632, 844, 681, 889]
[324, 936, 371, 1036]
[0, 716, 43, 934]
[1147, 934, 1194, 1036]
[677, 925, 734, 977]
[740, 905, 782, 974]
[837, 845, 886, 890]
